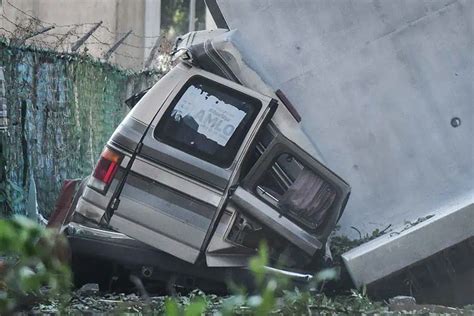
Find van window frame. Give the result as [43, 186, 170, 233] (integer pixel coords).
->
[241, 134, 351, 236]
[153, 75, 262, 168]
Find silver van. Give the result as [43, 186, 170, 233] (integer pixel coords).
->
[55, 33, 350, 288]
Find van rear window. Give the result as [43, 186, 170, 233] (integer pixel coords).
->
[154, 76, 262, 168]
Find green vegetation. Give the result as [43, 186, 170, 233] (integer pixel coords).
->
[0, 216, 71, 314]
[161, 0, 207, 39]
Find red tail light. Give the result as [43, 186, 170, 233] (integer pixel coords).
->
[89, 147, 123, 193]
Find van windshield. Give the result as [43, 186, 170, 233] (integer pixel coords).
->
[154, 76, 262, 168]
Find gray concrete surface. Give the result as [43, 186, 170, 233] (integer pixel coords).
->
[1, 0, 146, 69]
[214, 0, 474, 236]
[342, 201, 474, 287]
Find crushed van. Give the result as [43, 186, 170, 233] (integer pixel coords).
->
[49, 30, 350, 289]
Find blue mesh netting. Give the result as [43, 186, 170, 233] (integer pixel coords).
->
[0, 41, 161, 216]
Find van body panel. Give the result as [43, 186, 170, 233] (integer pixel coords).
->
[110, 119, 146, 152]
[127, 63, 191, 126]
[205, 207, 256, 267]
[127, 156, 222, 208]
[75, 198, 106, 224]
[139, 138, 232, 190]
[110, 214, 201, 263]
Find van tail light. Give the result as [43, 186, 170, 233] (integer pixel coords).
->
[89, 147, 123, 193]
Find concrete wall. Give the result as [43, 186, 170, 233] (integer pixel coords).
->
[215, 0, 474, 236]
[143, 0, 161, 62]
[0, 0, 152, 69]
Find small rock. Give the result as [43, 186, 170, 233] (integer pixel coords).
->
[389, 295, 416, 306]
[388, 296, 417, 312]
[77, 283, 99, 296]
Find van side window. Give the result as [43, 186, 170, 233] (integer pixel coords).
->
[255, 154, 337, 230]
[154, 76, 262, 168]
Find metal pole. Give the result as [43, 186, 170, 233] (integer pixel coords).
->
[21, 25, 55, 41]
[102, 30, 132, 61]
[71, 21, 102, 52]
[188, 0, 196, 32]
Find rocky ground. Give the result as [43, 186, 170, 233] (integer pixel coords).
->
[27, 285, 473, 315]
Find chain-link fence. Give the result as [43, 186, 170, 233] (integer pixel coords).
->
[0, 37, 162, 218]
[0, 0, 178, 72]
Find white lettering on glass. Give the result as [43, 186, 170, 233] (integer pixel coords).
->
[173, 85, 246, 146]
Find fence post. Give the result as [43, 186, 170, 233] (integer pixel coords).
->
[71, 21, 103, 52]
[20, 25, 55, 42]
[103, 30, 132, 61]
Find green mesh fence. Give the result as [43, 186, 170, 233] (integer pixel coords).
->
[0, 40, 161, 217]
